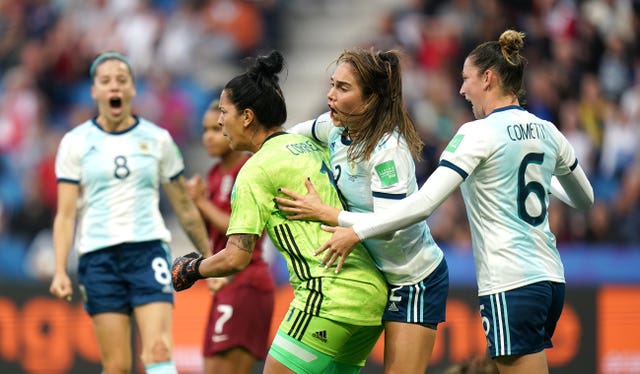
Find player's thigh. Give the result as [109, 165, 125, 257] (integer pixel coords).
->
[383, 321, 436, 366]
[264, 353, 297, 374]
[495, 350, 549, 374]
[134, 301, 174, 346]
[92, 312, 133, 366]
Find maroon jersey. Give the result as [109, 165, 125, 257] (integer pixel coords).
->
[207, 156, 266, 262]
[202, 155, 275, 359]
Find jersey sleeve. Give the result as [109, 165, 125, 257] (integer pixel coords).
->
[158, 130, 185, 182]
[227, 165, 272, 236]
[439, 121, 493, 178]
[368, 135, 415, 211]
[55, 132, 81, 183]
[345, 166, 463, 237]
[550, 124, 578, 176]
[286, 112, 333, 145]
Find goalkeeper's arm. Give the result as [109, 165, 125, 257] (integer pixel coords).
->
[172, 233, 256, 291]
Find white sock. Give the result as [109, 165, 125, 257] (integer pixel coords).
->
[145, 361, 178, 374]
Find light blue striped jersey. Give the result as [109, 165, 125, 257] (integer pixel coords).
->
[55, 117, 184, 255]
[291, 112, 443, 285]
[440, 106, 575, 295]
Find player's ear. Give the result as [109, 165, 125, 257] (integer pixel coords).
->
[243, 108, 255, 128]
[90, 85, 97, 101]
[483, 69, 495, 90]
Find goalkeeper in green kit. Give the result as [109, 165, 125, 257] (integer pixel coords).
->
[172, 50, 386, 374]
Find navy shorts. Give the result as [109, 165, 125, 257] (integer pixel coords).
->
[479, 281, 565, 358]
[382, 258, 449, 328]
[78, 240, 174, 316]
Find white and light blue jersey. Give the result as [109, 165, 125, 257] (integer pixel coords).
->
[440, 105, 575, 295]
[290, 112, 443, 285]
[55, 117, 184, 255]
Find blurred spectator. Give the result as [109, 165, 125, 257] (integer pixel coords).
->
[134, 68, 195, 145]
[620, 58, 640, 125]
[8, 171, 53, 243]
[548, 36, 583, 101]
[202, 0, 264, 60]
[598, 34, 633, 101]
[526, 63, 560, 122]
[585, 200, 614, 242]
[611, 163, 640, 243]
[577, 73, 608, 158]
[558, 100, 596, 177]
[114, 0, 162, 77]
[581, 0, 635, 43]
[599, 102, 637, 180]
[155, 0, 207, 77]
[0, 1, 26, 71]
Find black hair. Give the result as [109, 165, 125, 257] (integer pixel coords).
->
[223, 51, 287, 128]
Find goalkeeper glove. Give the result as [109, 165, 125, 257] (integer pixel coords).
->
[172, 252, 204, 291]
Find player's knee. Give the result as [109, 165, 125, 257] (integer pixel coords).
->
[142, 339, 172, 364]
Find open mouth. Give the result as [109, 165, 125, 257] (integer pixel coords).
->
[109, 97, 122, 108]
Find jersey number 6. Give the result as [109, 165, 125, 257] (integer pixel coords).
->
[517, 152, 546, 226]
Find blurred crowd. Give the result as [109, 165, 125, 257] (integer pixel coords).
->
[366, 0, 640, 249]
[0, 0, 638, 281]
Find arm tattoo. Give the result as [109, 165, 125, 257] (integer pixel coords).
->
[228, 234, 256, 254]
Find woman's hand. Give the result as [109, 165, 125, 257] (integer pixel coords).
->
[314, 225, 362, 273]
[186, 174, 207, 202]
[49, 272, 73, 302]
[275, 178, 341, 225]
[206, 277, 230, 294]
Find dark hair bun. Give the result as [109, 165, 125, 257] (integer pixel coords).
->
[248, 51, 285, 84]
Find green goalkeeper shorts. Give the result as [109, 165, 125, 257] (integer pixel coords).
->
[268, 306, 383, 373]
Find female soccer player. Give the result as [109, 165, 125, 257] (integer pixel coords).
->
[277, 47, 448, 373]
[187, 99, 275, 374]
[315, 30, 594, 374]
[49, 52, 211, 374]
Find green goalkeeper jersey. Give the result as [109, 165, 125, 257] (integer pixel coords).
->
[228, 132, 386, 326]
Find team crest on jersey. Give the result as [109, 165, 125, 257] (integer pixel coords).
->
[349, 161, 356, 174]
[139, 142, 149, 153]
[445, 134, 464, 152]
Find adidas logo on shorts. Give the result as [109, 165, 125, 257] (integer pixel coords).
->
[312, 330, 327, 343]
[388, 302, 399, 312]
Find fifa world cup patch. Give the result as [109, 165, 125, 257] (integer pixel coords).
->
[445, 134, 464, 152]
[375, 160, 399, 187]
